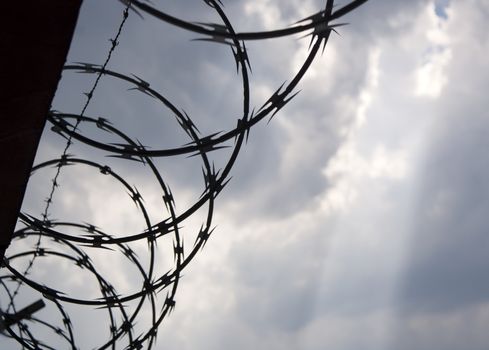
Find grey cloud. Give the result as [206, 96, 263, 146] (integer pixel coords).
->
[398, 102, 489, 313]
[230, 239, 322, 332]
[396, 0, 489, 315]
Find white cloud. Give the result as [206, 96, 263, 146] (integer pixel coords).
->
[414, 4, 452, 98]
[243, 0, 283, 29]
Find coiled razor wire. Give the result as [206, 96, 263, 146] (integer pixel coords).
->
[1, 0, 368, 349]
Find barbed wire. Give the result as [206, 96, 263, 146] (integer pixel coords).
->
[4, 3, 134, 322]
[1, 0, 368, 349]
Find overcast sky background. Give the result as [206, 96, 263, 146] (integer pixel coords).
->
[5, 0, 489, 349]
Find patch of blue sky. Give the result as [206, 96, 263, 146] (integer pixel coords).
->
[434, 0, 450, 20]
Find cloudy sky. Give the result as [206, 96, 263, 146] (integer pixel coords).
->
[4, 0, 489, 349]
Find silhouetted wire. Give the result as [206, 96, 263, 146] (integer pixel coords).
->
[1, 0, 368, 349]
[3, 1, 134, 348]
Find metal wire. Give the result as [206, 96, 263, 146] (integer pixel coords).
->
[1, 0, 368, 349]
